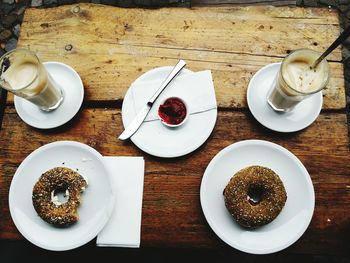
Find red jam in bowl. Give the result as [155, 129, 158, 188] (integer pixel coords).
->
[158, 97, 187, 125]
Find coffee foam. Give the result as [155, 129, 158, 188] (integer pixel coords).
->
[2, 51, 62, 109]
[282, 51, 328, 93]
[2, 55, 48, 97]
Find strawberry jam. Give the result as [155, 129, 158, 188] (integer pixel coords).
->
[158, 97, 187, 125]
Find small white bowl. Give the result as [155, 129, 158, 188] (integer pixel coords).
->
[158, 97, 189, 128]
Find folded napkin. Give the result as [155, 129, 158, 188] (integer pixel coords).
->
[131, 70, 217, 122]
[96, 157, 145, 248]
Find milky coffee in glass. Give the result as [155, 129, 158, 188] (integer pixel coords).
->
[0, 49, 63, 111]
[267, 49, 329, 112]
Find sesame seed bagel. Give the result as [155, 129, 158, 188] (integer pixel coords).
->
[32, 167, 87, 227]
[223, 165, 287, 228]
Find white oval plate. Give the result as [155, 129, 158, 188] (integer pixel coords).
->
[122, 66, 217, 158]
[200, 140, 315, 254]
[14, 62, 84, 129]
[247, 63, 322, 133]
[9, 141, 114, 251]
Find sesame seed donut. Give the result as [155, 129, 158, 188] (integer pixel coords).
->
[223, 165, 287, 228]
[32, 167, 88, 227]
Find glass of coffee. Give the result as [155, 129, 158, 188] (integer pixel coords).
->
[0, 49, 64, 112]
[267, 48, 330, 112]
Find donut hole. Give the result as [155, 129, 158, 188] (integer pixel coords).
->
[247, 184, 265, 206]
[51, 186, 69, 206]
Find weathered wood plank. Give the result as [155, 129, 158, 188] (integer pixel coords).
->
[1, 107, 349, 254]
[0, 88, 6, 130]
[10, 4, 344, 109]
[193, 0, 297, 5]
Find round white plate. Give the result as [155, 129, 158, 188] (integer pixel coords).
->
[200, 140, 315, 254]
[9, 141, 114, 251]
[122, 66, 217, 158]
[247, 63, 323, 133]
[14, 62, 84, 129]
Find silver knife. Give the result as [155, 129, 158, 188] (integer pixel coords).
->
[118, 59, 187, 140]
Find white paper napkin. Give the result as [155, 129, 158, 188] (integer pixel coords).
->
[131, 70, 217, 121]
[96, 156, 145, 248]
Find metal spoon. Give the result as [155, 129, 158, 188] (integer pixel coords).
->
[312, 26, 350, 69]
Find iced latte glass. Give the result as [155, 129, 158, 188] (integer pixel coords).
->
[0, 49, 63, 112]
[267, 49, 330, 112]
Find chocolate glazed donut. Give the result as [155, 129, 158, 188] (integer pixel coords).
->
[32, 167, 88, 226]
[223, 166, 287, 228]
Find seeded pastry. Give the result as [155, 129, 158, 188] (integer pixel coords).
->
[223, 166, 287, 228]
[32, 167, 87, 226]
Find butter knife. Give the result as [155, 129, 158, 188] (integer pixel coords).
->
[118, 59, 186, 140]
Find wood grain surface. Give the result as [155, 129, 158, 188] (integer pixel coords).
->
[192, 0, 297, 5]
[0, 107, 349, 254]
[1, 3, 349, 256]
[9, 4, 345, 109]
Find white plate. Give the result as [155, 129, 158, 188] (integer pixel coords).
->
[14, 62, 84, 129]
[200, 140, 315, 254]
[247, 63, 322, 132]
[9, 141, 115, 251]
[122, 67, 217, 158]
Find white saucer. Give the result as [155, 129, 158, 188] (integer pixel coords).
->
[121, 66, 217, 158]
[9, 141, 115, 251]
[200, 140, 315, 254]
[14, 62, 84, 129]
[247, 63, 323, 133]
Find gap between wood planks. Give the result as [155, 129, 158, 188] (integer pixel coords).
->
[82, 100, 347, 114]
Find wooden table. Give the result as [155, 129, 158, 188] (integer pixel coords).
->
[1, 3, 350, 256]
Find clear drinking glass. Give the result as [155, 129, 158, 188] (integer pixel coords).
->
[267, 48, 330, 112]
[0, 49, 63, 112]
